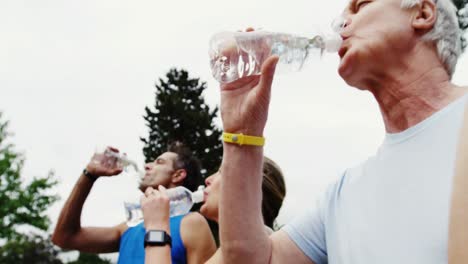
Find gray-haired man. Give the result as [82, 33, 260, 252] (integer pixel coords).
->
[217, 0, 468, 263]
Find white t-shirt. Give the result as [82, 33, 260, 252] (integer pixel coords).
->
[284, 94, 468, 264]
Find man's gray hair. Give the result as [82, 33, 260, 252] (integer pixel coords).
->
[401, 0, 462, 77]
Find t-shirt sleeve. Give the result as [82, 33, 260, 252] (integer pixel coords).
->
[282, 180, 339, 264]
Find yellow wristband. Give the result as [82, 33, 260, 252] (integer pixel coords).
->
[222, 132, 265, 146]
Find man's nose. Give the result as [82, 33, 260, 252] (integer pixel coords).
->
[342, 16, 351, 28]
[205, 176, 212, 186]
[332, 15, 351, 33]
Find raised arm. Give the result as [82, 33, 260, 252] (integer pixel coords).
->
[142, 185, 217, 264]
[220, 143, 267, 263]
[52, 147, 127, 253]
[218, 49, 315, 264]
[142, 186, 172, 264]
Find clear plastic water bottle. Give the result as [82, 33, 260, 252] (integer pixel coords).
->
[125, 185, 205, 227]
[108, 151, 140, 173]
[209, 31, 343, 83]
[92, 147, 141, 173]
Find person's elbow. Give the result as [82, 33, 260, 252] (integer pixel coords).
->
[222, 240, 252, 260]
[51, 230, 69, 249]
[51, 227, 79, 249]
[221, 239, 271, 264]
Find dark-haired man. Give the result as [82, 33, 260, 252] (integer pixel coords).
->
[52, 142, 216, 264]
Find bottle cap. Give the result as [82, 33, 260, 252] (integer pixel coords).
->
[191, 185, 205, 203]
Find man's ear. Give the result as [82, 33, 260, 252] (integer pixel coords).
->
[412, 0, 437, 31]
[172, 169, 187, 184]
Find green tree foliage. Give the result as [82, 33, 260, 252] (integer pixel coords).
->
[67, 252, 112, 264]
[0, 234, 63, 264]
[0, 112, 64, 262]
[0, 114, 111, 263]
[141, 68, 223, 177]
[454, 0, 468, 51]
[0, 112, 59, 240]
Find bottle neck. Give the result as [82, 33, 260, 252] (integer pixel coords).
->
[309, 33, 343, 53]
[308, 36, 325, 53]
[191, 186, 205, 203]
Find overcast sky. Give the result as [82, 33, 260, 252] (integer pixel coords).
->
[1, 0, 467, 261]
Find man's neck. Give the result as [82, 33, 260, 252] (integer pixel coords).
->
[364, 47, 466, 133]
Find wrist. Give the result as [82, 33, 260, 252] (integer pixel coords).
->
[223, 140, 265, 151]
[224, 128, 264, 138]
[82, 169, 99, 182]
[222, 142, 264, 168]
[223, 132, 265, 147]
[145, 220, 170, 232]
[144, 229, 172, 248]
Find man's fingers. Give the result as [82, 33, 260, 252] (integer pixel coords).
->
[237, 27, 255, 33]
[145, 187, 154, 197]
[258, 55, 279, 96]
[108, 146, 119, 153]
[158, 185, 168, 197]
[221, 74, 259, 91]
[113, 168, 123, 175]
[261, 55, 279, 80]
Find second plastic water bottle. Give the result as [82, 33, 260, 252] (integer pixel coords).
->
[125, 186, 205, 227]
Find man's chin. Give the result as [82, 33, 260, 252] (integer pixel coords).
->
[338, 55, 353, 79]
[138, 183, 147, 192]
[199, 205, 208, 217]
[199, 204, 212, 218]
[339, 61, 365, 89]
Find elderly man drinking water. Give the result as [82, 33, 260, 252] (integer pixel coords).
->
[217, 0, 468, 263]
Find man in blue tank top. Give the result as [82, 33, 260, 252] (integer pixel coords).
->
[52, 142, 216, 263]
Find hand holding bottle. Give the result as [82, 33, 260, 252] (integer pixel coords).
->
[219, 28, 279, 137]
[125, 185, 204, 226]
[141, 186, 170, 229]
[86, 147, 124, 177]
[210, 30, 274, 83]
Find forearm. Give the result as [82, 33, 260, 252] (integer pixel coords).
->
[219, 144, 271, 264]
[145, 246, 172, 264]
[52, 173, 95, 247]
[145, 222, 171, 264]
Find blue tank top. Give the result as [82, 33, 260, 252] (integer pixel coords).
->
[117, 215, 187, 264]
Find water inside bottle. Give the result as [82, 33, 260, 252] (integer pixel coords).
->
[125, 202, 144, 227]
[124, 186, 204, 227]
[94, 147, 142, 173]
[169, 191, 193, 216]
[209, 31, 330, 83]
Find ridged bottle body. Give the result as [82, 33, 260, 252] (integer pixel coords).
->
[209, 31, 341, 83]
[125, 186, 203, 227]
